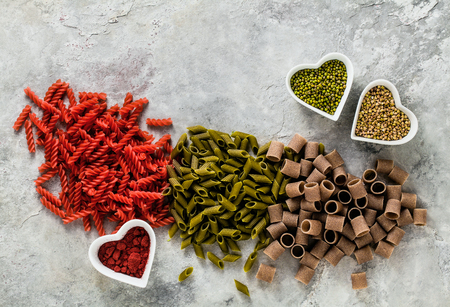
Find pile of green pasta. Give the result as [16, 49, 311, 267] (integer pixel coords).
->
[165, 125, 293, 271]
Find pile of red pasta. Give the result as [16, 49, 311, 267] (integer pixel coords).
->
[13, 80, 174, 235]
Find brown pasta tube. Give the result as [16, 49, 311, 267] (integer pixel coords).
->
[401, 192, 417, 210]
[341, 223, 357, 241]
[291, 244, 306, 259]
[354, 195, 368, 210]
[413, 209, 427, 226]
[312, 212, 327, 224]
[286, 181, 306, 198]
[347, 179, 367, 200]
[351, 272, 368, 290]
[354, 245, 373, 264]
[306, 168, 327, 184]
[280, 232, 295, 248]
[367, 194, 384, 211]
[300, 159, 314, 177]
[310, 240, 330, 259]
[301, 219, 323, 236]
[362, 169, 377, 184]
[300, 251, 321, 269]
[295, 265, 315, 285]
[325, 214, 345, 232]
[370, 181, 386, 195]
[374, 240, 395, 259]
[266, 222, 288, 240]
[376, 214, 396, 232]
[324, 200, 343, 215]
[295, 227, 309, 245]
[324, 149, 345, 169]
[282, 211, 299, 228]
[301, 199, 322, 213]
[384, 199, 401, 220]
[286, 197, 301, 212]
[304, 142, 319, 160]
[320, 180, 335, 202]
[388, 165, 409, 185]
[287, 133, 307, 154]
[304, 182, 321, 202]
[349, 211, 370, 238]
[341, 204, 350, 217]
[324, 246, 345, 267]
[266, 140, 284, 162]
[396, 208, 414, 227]
[348, 207, 362, 220]
[313, 155, 332, 175]
[332, 186, 341, 197]
[386, 185, 402, 201]
[376, 159, 394, 174]
[345, 173, 359, 187]
[363, 208, 377, 227]
[263, 240, 285, 261]
[256, 263, 276, 283]
[336, 236, 356, 256]
[299, 209, 313, 224]
[324, 229, 339, 245]
[354, 233, 373, 249]
[332, 166, 347, 186]
[268, 203, 283, 223]
[370, 222, 387, 244]
[385, 226, 405, 246]
[280, 159, 301, 179]
[337, 189, 352, 205]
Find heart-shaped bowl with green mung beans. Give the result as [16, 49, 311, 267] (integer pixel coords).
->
[286, 52, 354, 121]
[351, 79, 418, 145]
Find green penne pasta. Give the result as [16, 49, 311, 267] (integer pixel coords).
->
[194, 132, 210, 140]
[231, 131, 250, 139]
[194, 196, 216, 206]
[187, 223, 201, 235]
[189, 212, 204, 228]
[232, 192, 246, 206]
[191, 183, 209, 197]
[194, 168, 216, 177]
[233, 135, 241, 148]
[193, 244, 205, 260]
[216, 234, 229, 254]
[236, 223, 252, 234]
[178, 267, 194, 282]
[260, 162, 275, 181]
[199, 179, 221, 188]
[227, 149, 250, 159]
[172, 159, 183, 176]
[217, 193, 237, 211]
[229, 181, 243, 202]
[170, 209, 187, 231]
[162, 186, 173, 196]
[240, 213, 255, 224]
[202, 205, 225, 216]
[218, 218, 231, 228]
[319, 142, 325, 155]
[259, 230, 268, 242]
[210, 163, 224, 179]
[245, 201, 268, 210]
[199, 149, 214, 157]
[256, 186, 271, 195]
[166, 165, 179, 179]
[223, 254, 241, 262]
[195, 222, 210, 242]
[191, 154, 199, 169]
[190, 135, 206, 151]
[221, 134, 237, 149]
[256, 141, 271, 156]
[208, 130, 226, 147]
[182, 147, 192, 165]
[248, 174, 272, 184]
[189, 145, 200, 157]
[234, 280, 250, 297]
[199, 156, 220, 164]
[221, 164, 240, 174]
[179, 166, 193, 174]
[243, 185, 260, 200]
[259, 194, 275, 204]
[225, 238, 241, 252]
[179, 230, 191, 239]
[169, 177, 184, 192]
[247, 135, 259, 154]
[242, 179, 258, 190]
[182, 172, 199, 181]
[168, 222, 179, 239]
[239, 138, 249, 151]
[245, 215, 261, 229]
[207, 252, 224, 269]
[251, 159, 263, 174]
[202, 235, 216, 245]
[225, 158, 244, 168]
[186, 197, 197, 214]
[208, 216, 219, 234]
[219, 228, 241, 237]
[243, 251, 258, 273]
[284, 147, 294, 160]
[174, 190, 188, 207]
[219, 210, 235, 220]
[181, 236, 192, 250]
[279, 177, 291, 196]
[173, 200, 186, 220]
[187, 125, 208, 134]
[221, 173, 236, 183]
[254, 155, 265, 163]
[234, 233, 251, 241]
[271, 180, 280, 200]
[234, 207, 251, 221]
[254, 237, 270, 252]
[224, 183, 232, 199]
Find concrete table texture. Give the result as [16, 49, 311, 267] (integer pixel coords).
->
[1, 0, 449, 306]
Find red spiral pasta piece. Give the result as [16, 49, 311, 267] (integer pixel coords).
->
[24, 119, 36, 153]
[129, 191, 163, 200]
[13, 105, 32, 131]
[40, 197, 66, 218]
[29, 113, 49, 134]
[146, 118, 173, 127]
[62, 209, 92, 224]
[109, 192, 134, 205]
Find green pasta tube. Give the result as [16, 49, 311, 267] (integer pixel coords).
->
[243, 185, 260, 200]
[259, 194, 275, 204]
[170, 209, 187, 231]
[202, 205, 226, 216]
[231, 131, 250, 139]
[213, 148, 225, 162]
[243, 251, 258, 272]
[194, 132, 210, 140]
[236, 224, 252, 234]
[227, 149, 250, 159]
[169, 177, 184, 192]
[173, 201, 186, 220]
[182, 173, 199, 181]
[194, 196, 216, 206]
[216, 234, 229, 254]
[240, 138, 249, 151]
[179, 230, 190, 239]
[246, 215, 261, 229]
[182, 147, 192, 165]
[223, 254, 242, 262]
[189, 145, 200, 157]
[187, 223, 201, 235]
[221, 164, 240, 174]
[232, 192, 246, 206]
[284, 147, 294, 160]
[172, 159, 183, 176]
[219, 210, 235, 220]
[245, 201, 268, 210]
[179, 166, 193, 174]
[234, 207, 251, 221]
[225, 238, 241, 252]
[199, 156, 220, 164]
[234, 280, 250, 297]
[234, 233, 251, 241]
[178, 267, 194, 282]
[251, 217, 267, 239]
[222, 134, 237, 149]
[221, 173, 236, 183]
[208, 130, 226, 147]
[219, 228, 241, 237]
[166, 165, 179, 179]
[260, 162, 275, 181]
[182, 179, 193, 191]
[257, 186, 271, 194]
[209, 216, 219, 234]
[279, 177, 291, 196]
[189, 212, 204, 228]
[319, 142, 325, 155]
[229, 182, 243, 202]
[193, 244, 205, 260]
[173, 190, 188, 207]
[202, 235, 216, 245]
[257, 141, 271, 156]
[225, 158, 244, 168]
[187, 125, 208, 134]
[241, 213, 255, 224]
[190, 135, 206, 151]
[199, 179, 221, 188]
[199, 149, 214, 157]
[195, 222, 210, 242]
[218, 218, 231, 228]
[194, 168, 216, 177]
[254, 237, 270, 251]
[233, 135, 241, 148]
[243, 179, 259, 189]
[181, 236, 192, 250]
[191, 155, 199, 169]
[162, 186, 173, 196]
[168, 223, 179, 239]
[240, 158, 252, 181]
[186, 197, 197, 214]
[247, 135, 259, 154]
[217, 193, 237, 211]
[251, 159, 263, 174]
[210, 164, 224, 179]
[249, 174, 272, 184]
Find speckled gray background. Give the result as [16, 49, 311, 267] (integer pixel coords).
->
[1, 0, 449, 306]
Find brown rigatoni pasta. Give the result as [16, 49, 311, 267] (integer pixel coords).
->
[301, 219, 322, 236]
[300, 251, 320, 269]
[304, 182, 321, 202]
[332, 166, 347, 186]
[354, 195, 368, 210]
[354, 233, 373, 249]
[280, 232, 295, 248]
[324, 200, 343, 215]
[319, 180, 335, 202]
[401, 192, 417, 210]
[324, 246, 345, 266]
[351, 272, 368, 290]
[337, 189, 352, 205]
[367, 193, 384, 211]
[306, 169, 327, 184]
[287, 133, 307, 154]
[286, 181, 305, 198]
[348, 208, 370, 238]
[263, 240, 285, 261]
[376, 159, 394, 174]
[298, 209, 313, 224]
[396, 208, 414, 227]
[354, 245, 373, 264]
[336, 236, 356, 256]
[282, 211, 299, 228]
[295, 227, 309, 245]
[413, 209, 427, 226]
[385, 226, 405, 246]
[255, 263, 276, 283]
[310, 240, 330, 260]
[363, 208, 377, 227]
[324, 229, 339, 245]
[291, 244, 305, 259]
[388, 165, 409, 185]
[266, 141, 284, 162]
[384, 199, 401, 220]
[295, 265, 315, 285]
[300, 159, 314, 178]
[374, 240, 395, 259]
[370, 222, 387, 244]
[370, 181, 386, 195]
[362, 169, 377, 184]
[266, 222, 288, 240]
[376, 214, 396, 232]
[280, 159, 301, 179]
[324, 149, 344, 170]
[313, 155, 332, 175]
[341, 222, 357, 241]
[267, 204, 283, 224]
[286, 197, 301, 212]
[325, 214, 345, 232]
[304, 142, 319, 160]
[386, 185, 402, 201]
[347, 179, 367, 200]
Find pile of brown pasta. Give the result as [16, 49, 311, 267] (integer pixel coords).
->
[256, 134, 426, 288]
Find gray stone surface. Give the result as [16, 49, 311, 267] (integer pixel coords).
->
[1, 0, 449, 306]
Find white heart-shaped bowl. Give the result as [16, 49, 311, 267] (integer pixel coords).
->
[286, 52, 354, 121]
[88, 219, 156, 288]
[350, 79, 418, 145]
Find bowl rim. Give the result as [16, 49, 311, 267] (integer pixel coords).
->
[285, 52, 354, 121]
[350, 79, 418, 145]
[88, 219, 156, 288]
